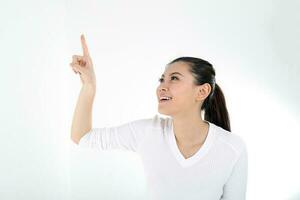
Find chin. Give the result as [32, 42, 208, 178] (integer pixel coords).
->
[157, 108, 174, 117]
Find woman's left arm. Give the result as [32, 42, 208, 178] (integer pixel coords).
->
[221, 146, 248, 200]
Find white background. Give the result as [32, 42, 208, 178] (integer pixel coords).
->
[0, 0, 299, 199]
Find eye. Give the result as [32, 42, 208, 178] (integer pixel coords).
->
[171, 76, 179, 80]
[158, 76, 179, 83]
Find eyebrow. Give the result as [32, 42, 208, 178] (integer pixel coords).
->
[161, 72, 184, 77]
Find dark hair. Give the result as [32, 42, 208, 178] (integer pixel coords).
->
[168, 57, 231, 132]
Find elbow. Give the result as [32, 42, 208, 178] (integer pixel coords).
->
[70, 134, 80, 145]
[70, 128, 91, 145]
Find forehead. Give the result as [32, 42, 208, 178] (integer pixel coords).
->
[162, 61, 190, 75]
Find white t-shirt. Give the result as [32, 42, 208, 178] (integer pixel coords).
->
[78, 114, 248, 200]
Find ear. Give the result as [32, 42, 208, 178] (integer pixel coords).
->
[195, 83, 211, 101]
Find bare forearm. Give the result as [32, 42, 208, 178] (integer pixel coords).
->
[71, 84, 96, 144]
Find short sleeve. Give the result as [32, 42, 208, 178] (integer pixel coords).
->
[221, 140, 248, 200]
[77, 117, 153, 152]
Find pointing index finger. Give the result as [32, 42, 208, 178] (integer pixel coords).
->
[81, 34, 90, 57]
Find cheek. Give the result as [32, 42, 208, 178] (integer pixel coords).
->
[174, 89, 195, 103]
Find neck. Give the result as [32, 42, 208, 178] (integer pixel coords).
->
[172, 112, 209, 146]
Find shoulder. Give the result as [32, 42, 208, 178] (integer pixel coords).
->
[211, 123, 247, 158]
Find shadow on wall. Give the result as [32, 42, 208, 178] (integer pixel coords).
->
[268, 0, 300, 116]
[289, 193, 300, 200]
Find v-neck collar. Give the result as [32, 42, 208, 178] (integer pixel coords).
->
[167, 118, 216, 168]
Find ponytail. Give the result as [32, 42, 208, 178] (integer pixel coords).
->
[203, 83, 231, 132]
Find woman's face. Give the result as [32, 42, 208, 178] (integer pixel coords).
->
[156, 61, 204, 117]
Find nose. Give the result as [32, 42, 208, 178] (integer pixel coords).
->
[157, 81, 169, 94]
[158, 86, 169, 92]
[161, 87, 168, 92]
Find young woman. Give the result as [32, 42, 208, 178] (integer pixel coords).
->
[70, 34, 248, 200]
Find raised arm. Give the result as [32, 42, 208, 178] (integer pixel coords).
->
[70, 34, 97, 144]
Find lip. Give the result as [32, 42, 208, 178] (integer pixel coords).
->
[158, 93, 173, 103]
[158, 93, 172, 98]
[158, 97, 173, 103]
[159, 100, 171, 104]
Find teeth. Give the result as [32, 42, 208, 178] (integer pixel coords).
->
[160, 97, 172, 100]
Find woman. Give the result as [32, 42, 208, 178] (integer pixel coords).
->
[70, 34, 248, 200]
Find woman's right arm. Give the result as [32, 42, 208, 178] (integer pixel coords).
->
[70, 84, 96, 144]
[69, 34, 97, 144]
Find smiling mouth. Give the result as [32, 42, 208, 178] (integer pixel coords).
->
[159, 98, 173, 103]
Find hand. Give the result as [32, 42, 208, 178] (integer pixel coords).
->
[70, 34, 96, 86]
